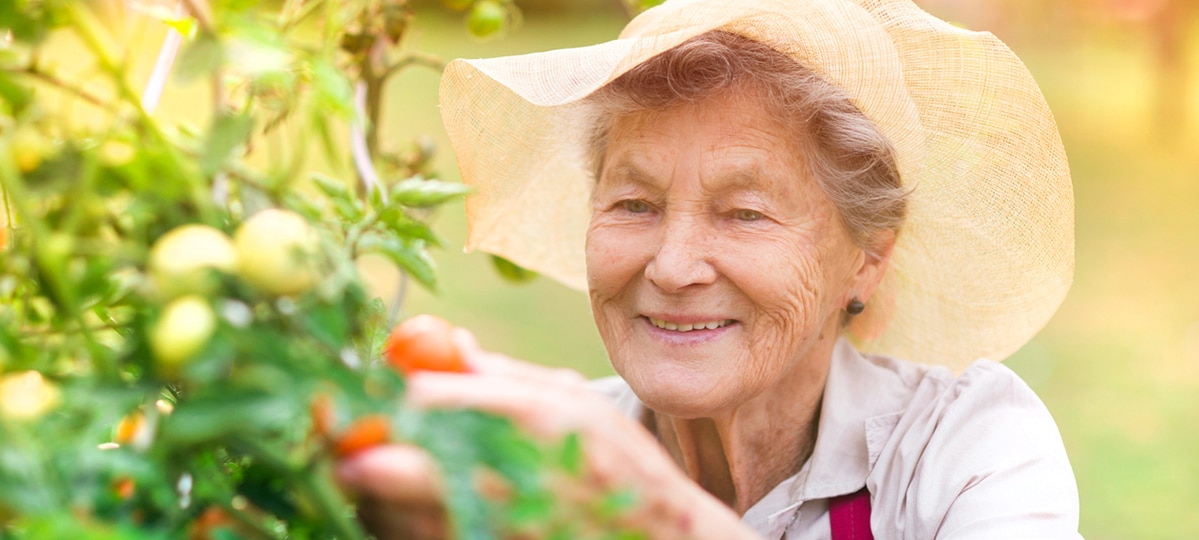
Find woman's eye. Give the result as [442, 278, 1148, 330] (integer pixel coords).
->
[734, 209, 763, 221]
[622, 200, 651, 213]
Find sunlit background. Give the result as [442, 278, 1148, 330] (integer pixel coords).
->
[30, 0, 1199, 537]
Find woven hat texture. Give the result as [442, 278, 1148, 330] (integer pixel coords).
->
[438, 0, 1074, 370]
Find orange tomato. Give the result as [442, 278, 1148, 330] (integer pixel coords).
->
[334, 415, 390, 457]
[115, 412, 144, 444]
[112, 477, 136, 500]
[383, 314, 467, 375]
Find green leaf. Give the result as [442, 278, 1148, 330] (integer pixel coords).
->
[226, 37, 292, 77]
[311, 172, 351, 201]
[378, 207, 442, 246]
[0, 72, 34, 117]
[638, 0, 666, 12]
[368, 183, 388, 212]
[357, 232, 438, 291]
[297, 302, 348, 351]
[506, 491, 553, 526]
[128, 2, 196, 37]
[389, 178, 470, 208]
[176, 34, 223, 83]
[309, 59, 354, 120]
[596, 489, 640, 521]
[557, 431, 583, 476]
[200, 114, 254, 176]
[490, 255, 537, 284]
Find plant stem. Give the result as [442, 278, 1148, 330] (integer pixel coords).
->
[11, 65, 114, 112]
[278, 0, 326, 33]
[382, 52, 446, 79]
[180, 0, 215, 34]
[350, 82, 381, 194]
[299, 460, 369, 540]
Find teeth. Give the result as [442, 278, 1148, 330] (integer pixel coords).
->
[648, 317, 730, 332]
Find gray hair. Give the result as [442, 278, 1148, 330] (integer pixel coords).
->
[584, 31, 909, 252]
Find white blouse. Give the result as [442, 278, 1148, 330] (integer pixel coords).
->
[590, 338, 1084, 539]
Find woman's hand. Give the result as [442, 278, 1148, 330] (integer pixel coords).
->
[335, 329, 759, 539]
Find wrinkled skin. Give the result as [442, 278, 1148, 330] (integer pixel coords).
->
[337, 90, 893, 537]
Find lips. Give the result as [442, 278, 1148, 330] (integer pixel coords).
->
[646, 317, 733, 332]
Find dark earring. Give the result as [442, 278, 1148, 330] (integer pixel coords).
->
[846, 297, 865, 315]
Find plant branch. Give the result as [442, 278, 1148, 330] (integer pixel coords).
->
[141, 1, 186, 113]
[278, 0, 326, 34]
[180, 0, 215, 34]
[382, 52, 446, 79]
[11, 65, 113, 112]
[220, 503, 279, 540]
[349, 82, 381, 194]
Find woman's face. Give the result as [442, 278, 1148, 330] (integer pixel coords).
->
[586, 91, 873, 418]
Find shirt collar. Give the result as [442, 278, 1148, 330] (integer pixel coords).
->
[742, 338, 913, 538]
[792, 337, 911, 500]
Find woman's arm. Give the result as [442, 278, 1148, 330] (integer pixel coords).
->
[335, 329, 762, 539]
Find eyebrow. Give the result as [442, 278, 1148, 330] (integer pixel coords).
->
[600, 160, 781, 198]
[600, 162, 663, 191]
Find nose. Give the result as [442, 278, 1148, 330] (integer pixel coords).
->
[644, 214, 717, 293]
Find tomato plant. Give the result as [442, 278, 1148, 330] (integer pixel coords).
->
[0, 1, 615, 539]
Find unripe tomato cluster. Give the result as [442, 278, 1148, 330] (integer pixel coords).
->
[146, 209, 320, 370]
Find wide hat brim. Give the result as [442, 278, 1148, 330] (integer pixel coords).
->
[438, 0, 1074, 370]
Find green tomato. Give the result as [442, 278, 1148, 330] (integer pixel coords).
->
[8, 128, 47, 173]
[0, 370, 62, 422]
[149, 224, 238, 296]
[466, 0, 507, 39]
[234, 209, 320, 296]
[99, 139, 135, 167]
[151, 295, 217, 370]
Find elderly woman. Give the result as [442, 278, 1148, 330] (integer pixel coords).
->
[337, 0, 1081, 538]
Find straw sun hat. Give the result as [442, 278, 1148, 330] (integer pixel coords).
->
[438, 0, 1073, 370]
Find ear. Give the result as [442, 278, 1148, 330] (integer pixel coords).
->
[848, 229, 896, 305]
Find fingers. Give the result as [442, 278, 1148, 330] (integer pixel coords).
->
[406, 372, 589, 437]
[450, 327, 587, 387]
[335, 444, 444, 505]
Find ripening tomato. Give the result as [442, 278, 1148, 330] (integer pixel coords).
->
[8, 128, 47, 173]
[112, 477, 136, 500]
[233, 208, 320, 296]
[150, 295, 217, 370]
[149, 224, 238, 297]
[0, 370, 61, 421]
[384, 314, 467, 375]
[334, 415, 390, 457]
[115, 411, 145, 444]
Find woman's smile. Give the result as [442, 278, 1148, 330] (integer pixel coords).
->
[641, 315, 739, 344]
